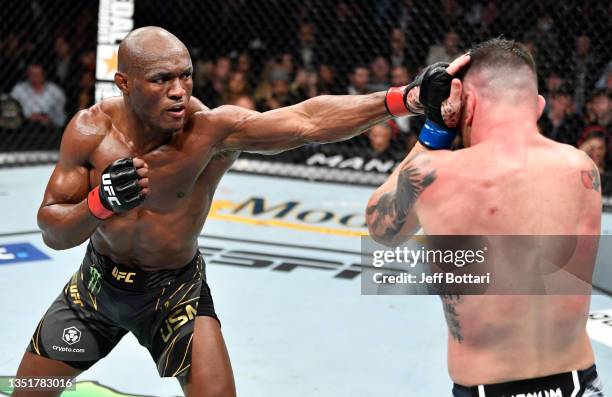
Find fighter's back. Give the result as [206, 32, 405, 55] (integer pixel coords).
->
[416, 130, 601, 385]
[419, 132, 600, 235]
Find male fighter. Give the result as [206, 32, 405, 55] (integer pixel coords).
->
[13, 27, 467, 397]
[366, 39, 604, 396]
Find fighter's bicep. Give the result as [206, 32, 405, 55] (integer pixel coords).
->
[212, 105, 307, 152]
[42, 163, 91, 206]
[41, 111, 102, 206]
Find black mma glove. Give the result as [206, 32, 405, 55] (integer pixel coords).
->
[88, 158, 145, 219]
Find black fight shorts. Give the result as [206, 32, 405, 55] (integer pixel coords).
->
[452, 365, 604, 397]
[27, 242, 219, 377]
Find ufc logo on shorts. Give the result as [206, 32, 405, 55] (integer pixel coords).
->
[102, 173, 121, 206]
[112, 266, 136, 283]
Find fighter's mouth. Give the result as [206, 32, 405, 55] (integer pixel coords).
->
[167, 104, 185, 113]
[167, 104, 186, 119]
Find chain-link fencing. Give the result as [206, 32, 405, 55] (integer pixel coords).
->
[1, 1, 611, 194]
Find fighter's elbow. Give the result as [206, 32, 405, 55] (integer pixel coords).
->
[365, 209, 395, 247]
[38, 214, 79, 250]
[41, 232, 74, 250]
[366, 223, 396, 247]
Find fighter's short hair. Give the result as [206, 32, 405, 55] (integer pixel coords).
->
[457, 38, 537, 82]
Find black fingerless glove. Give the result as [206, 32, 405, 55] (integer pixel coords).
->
[419, 63, 454, 128]
[88, 158, 144, 219]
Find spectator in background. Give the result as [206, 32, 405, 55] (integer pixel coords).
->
[571, 34, 599, 112]
[579, 131, 607, 174]
[390, 65, 415, 134]
[10, 63, 66, 127]
[277, 53, 295, 78]
[75, 71, 95, 113]
[595, 61, 612, 90]
[316, 63, 342, 95]
[50, 36, 75, 89]
[367, 122, 400, 161]
[464, 1, 501, 43]
[544, 69, 568, 98]
[426, 30, 461, 65]
[230, 95, 256, 110]
[440, 0, 464, 27]
[235, 52, 251, 75]
[347, 65, 369, 95]
[524, 13, 559, 74]
[199, 55, 231, 109]
[291, 68, 318, 101]
[256, 67, 295, 112]
[368, 56, 390, 92]
[390, 65, 410, 87]
[234, 52, 257, 92]
[77, 50, 96, 76]
[294, 21, 318, 71]
[584, 89, 611, 132]
[222, 71, 250, 105]
[388, 27, 416, 69]
[539, 89, 584, 145]
[368, 123, 393, 155]
[0, 33, 29, 93]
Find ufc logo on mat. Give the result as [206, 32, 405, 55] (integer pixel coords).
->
[102, 173, 121, 206]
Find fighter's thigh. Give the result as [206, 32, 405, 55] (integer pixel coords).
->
[180, 317, 236, 397]
[12, 352, 82, 397]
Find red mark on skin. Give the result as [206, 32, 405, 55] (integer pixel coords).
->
[489, 207, 498, 215]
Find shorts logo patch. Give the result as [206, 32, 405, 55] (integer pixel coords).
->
[62, 326, 82, 345]
[160, 304, 197, 343]
[112, 266, 136, 283]
[88, 264, 103, 295]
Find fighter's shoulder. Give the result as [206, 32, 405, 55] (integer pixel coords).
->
[66, 103, 111, 140]
[551, 142, 594, 170]
[411, 148, 456, 171]
[60, 101, 114, 165]
[187, 96, 210, 113]
[188, 104, 244, 139]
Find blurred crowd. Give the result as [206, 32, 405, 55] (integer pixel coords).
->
[0, 0, 97, 149]
[0, 0, 610, 193]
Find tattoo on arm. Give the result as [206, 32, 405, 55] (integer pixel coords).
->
[581, 165, 600, 192]
[405, 87, 424, 115]
[441, 294, 464, 343]
[366, 157, 436, 242]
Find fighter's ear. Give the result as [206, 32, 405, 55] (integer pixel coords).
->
[114, 72, 129, 95]
[536, 94, 546, 120]
[463, 91, 475, 127]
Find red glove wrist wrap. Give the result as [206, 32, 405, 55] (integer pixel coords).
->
[88, 186, 113, 220]
[385, 86, 409, 117]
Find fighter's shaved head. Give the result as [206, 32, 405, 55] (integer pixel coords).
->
[458, 38, 538, 106]
[118, 26, 190, 74]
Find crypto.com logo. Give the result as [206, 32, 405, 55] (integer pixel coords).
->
[62, 326, 81, 345]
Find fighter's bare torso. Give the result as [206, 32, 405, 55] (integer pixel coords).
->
[415, 131, 601, 385]
[75, 96, 238, 270]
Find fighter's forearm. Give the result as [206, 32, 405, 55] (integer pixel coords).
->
[366, 144, 433, 246]
[298, 92, 416, 144]
[38, 200, 100, 250]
